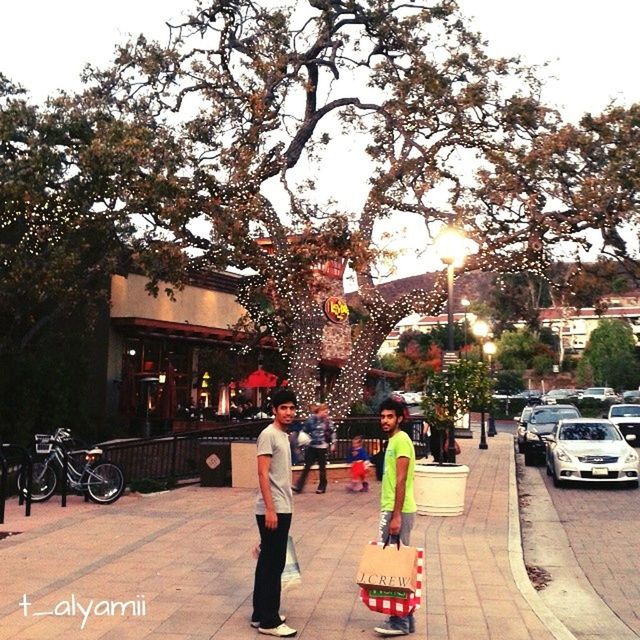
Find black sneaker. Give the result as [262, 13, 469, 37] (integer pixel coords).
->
[315, 488, 326, 494]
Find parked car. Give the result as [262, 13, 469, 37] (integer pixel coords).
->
[608, 404, 640, 443]
[514, 406, 533, 453]
[581, 387, 621, 402]
[622, 390, 640, 403]
[523, 404, 580, 466]
[397, 391, 423, 406]
[541, 389, 573, 405]
[545, 418, 639, 488]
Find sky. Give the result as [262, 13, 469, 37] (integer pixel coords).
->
[2, 1, 640, 282]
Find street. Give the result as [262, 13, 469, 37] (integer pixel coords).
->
[517, 437, 640, 639]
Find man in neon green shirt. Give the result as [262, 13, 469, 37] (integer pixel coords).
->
[374, 397, 417, 637]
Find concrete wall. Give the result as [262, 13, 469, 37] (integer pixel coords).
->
[110, 273, 246, 328]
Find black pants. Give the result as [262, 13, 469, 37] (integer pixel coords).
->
[295, 446, 327, 491]
[252, 513, 292, 629]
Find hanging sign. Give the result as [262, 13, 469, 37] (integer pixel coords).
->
[323, 296, 349, 324]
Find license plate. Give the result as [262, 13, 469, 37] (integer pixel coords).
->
[592, 467, 608, 476]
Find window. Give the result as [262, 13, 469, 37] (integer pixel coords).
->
[559, 423, 620, 441]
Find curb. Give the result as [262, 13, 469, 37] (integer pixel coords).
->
[507, 440, 578, 640]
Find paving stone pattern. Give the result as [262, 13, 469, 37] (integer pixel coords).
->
[0, 435, 553, 639]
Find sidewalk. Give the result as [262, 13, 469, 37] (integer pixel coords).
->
[0, 434, 560, 639]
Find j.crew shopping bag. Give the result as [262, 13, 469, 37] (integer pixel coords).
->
[356, 537, 418, 594]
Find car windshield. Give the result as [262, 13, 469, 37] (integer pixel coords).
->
[559, 423, 621, 441]
[584, 388, 605, 395]
[531, 409, 579, 424]
[610, 406, 640, 418]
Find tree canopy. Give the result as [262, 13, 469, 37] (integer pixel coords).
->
[4, 1, 640, 418]
[580, 319, 640, 390]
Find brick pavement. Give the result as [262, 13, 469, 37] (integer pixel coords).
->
[0, 434, 560, 639]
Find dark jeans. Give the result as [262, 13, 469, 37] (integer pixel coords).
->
[295, 446, 327, 491]
[252, 513, 292, 629]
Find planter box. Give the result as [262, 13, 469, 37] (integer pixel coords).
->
[414, 462, 470, 517]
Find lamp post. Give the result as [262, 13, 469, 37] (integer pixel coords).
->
[461, 297, 470, 355]
[484, 340, 497, 437]
[435, 226, 467, 461]
[472, 320, 490, 450]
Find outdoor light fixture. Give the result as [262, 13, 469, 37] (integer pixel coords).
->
[483, 340, 497, 437]
[128, 349, 136, 356]
[461, 298, 470, 353]
[472, 319, 489, 340]
[473, 320, 492, 450]
[158, 373, 167, 384]
[434, 226, 467, 268]
[435, 226, 467, 354]
[435, 225, 467, 463]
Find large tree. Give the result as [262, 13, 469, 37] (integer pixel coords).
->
[75, 1, 640, 416]
[581, 319, 640, 390]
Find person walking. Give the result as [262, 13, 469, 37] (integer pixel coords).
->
[292, 403, 336, 494]
[374, 396, 417, 637]
[251, 387, 298, 637]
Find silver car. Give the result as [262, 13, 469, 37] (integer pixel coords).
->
[545, 418, 639, 488]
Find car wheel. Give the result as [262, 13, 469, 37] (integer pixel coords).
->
[517, 439, 525, 454]
[546, 462, 552, 476]
[524, 448, 536, 466]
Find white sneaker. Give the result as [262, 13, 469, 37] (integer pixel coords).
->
[258, 622, 297, 637]
[251, 616, 286, 628]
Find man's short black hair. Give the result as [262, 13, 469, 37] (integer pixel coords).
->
[271, 387, 298, 409]
[379, 397, 405, 419]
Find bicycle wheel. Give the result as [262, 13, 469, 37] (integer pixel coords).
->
[17, 462, 58, 502]
[84, 462, 125, 504]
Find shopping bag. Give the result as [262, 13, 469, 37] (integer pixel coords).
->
[281, 536, 301, 590]
[359, 544, 424, 616]
[356, 537, 418, 593]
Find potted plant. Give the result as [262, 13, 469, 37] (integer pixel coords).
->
[415, 359, 492, 516]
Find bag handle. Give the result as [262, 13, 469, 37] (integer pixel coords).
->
[382, 534, 401, 550]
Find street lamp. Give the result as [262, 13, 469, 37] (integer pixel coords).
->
[483, 340, 497, 437]
[434, 226, 467, 354]
[435, 226, 467, 462]
[473, 320, 490, 450]
[461, 297, 470, 354]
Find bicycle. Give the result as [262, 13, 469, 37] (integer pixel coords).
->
[17, 428, 125, 505]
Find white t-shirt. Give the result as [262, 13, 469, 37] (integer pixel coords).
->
[255, 424, 293, 515]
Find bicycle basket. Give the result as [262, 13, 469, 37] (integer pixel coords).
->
[35, 434, 53, 455]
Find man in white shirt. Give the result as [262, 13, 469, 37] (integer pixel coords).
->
[251, 387, 298, 638]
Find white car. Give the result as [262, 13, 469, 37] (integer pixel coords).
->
[398, 391, 423, 406]
[608, 404, 640, 443]
[581, 387, 620, 402]
[545, 418, 639, 488]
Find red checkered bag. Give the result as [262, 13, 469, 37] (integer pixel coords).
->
[359, 545, 424, 616]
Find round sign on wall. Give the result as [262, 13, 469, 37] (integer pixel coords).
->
[323, 296, 349, 324]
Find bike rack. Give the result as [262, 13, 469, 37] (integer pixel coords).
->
[1, 442, 33, 524]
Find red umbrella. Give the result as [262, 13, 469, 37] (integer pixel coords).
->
[239, 368, 279, 388]
[159, 362, 178, 419]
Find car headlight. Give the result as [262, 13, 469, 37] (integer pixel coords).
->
[556, 448, 572, 462]
[625, 451, 639, 463]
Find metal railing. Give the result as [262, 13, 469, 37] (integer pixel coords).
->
[1, 443, 33, 523]
[99, 417, 429, 484]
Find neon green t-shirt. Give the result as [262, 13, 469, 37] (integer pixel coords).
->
[380, 430, 417, 513]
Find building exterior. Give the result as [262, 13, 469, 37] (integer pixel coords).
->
[104, 271, 261, 434]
